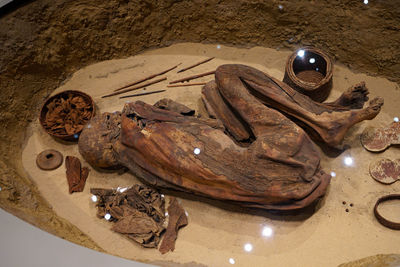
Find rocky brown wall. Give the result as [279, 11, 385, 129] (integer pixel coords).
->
[0, 0, 399, 250]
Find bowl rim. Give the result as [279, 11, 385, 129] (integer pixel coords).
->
[39, 90, 95, 140]
[286, 46, 333, 91]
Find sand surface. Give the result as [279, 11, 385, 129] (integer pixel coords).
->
[22, 43, 400, 267]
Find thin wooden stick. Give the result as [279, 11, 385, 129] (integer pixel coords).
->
[102, 77, 167, 98]
[169, 71, 215, 84]
[167, 82, 207, 88]
[119, 90, 166, 99]
[114, 63, 180, 92]
[177, 57, 215, 73]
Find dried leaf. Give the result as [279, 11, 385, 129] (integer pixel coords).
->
[159, 197, 188, 254]
[91, 185, 166, 248]
[112, 214, 160, 234]
[65, 156, 89, 194]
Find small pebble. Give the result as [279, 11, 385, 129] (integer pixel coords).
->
[350, 203, 353, 207]
[345, 208, 349, 212]
[342, 201, 346, 205]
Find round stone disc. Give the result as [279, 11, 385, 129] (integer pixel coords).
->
[36, 149, 64, 170]
[360, 126, 390, 152]
[369, 158, 400, 184]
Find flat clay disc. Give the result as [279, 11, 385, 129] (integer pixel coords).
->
[360, 126, 390, 152]
[369, 158, 400, 184]
[36, 149, 64, 170]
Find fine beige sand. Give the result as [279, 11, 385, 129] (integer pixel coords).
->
[22, 43, 400, 267]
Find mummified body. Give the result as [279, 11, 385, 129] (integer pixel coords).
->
[79, 64, 383, 210]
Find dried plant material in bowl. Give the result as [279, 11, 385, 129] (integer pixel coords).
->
[39, 90, 95, 141]
[283, 47, 333, 102]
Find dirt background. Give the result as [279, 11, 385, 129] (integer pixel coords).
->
[0, 0, 399, 266]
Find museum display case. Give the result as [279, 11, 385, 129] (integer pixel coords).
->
[0, 1, 399, 266]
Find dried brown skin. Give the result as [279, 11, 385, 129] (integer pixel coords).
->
[78, 112, 121, 169]
[154, 98, 195, 116]
[115, 87, 327, 210]
[90, 185, 165, 248]
[79, 64, 384, 210]
[81, 66, 328, 210]
[326, 82, 370, 110]
[159, 197, 188, 254]
[211, 65, 383, 148]
[65, 156, 89, 194]
[201, 81, 251, 142]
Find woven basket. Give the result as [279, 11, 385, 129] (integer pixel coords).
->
[283, 47, 333, 102]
